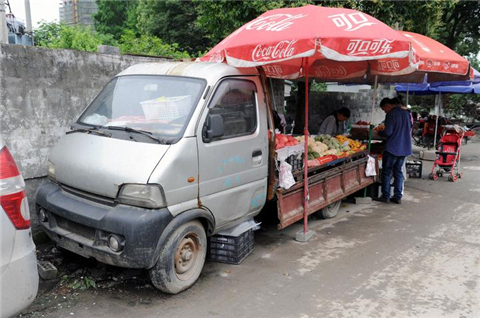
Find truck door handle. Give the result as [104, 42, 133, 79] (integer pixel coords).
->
[252, 150, 262, 157]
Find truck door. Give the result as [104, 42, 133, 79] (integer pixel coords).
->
[196, 78, 268, 229]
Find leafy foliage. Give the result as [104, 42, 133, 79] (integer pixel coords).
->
[93, 0, 138, 40]
[34, 21, 115, 52]
[136, 0, 210, 54]
[34, 21, 189, 59]
[193, 0, 311, 45]
[118, 30, 190, 59]
[38, 1, 480, 63]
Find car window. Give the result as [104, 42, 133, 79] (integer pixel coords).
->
[207, 79, 257, 141]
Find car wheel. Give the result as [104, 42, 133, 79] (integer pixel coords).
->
[317, 201, 341, 219]
[149, 220, 206, 294]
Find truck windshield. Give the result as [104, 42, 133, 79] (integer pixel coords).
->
[77, 75, 206, 143]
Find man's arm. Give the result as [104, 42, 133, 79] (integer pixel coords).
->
[379, 113, 395, 138]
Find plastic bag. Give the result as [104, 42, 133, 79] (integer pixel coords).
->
[279, 160, 295, 189]
[365, 155, 377, 177]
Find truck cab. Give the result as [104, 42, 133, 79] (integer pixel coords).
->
[36, 62, 269, 294]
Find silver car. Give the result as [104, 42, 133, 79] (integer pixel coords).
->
[0, 139, 39, 317]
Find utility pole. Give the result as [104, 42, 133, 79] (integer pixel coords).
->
[24, 0, 32, 32]
[0, 0, 8, 44]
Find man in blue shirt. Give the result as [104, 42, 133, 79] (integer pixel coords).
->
[374, 98, 412, 204]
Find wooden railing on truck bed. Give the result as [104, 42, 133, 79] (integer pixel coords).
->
[276, 155, 376, 229]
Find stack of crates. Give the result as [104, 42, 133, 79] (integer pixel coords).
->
[406, 160, 423, 178]
[207, 229, 255, 265]
[286, 154, 304, 171]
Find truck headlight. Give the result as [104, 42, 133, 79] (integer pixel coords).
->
[47, 160, 56, 182]
[117, 184, 167, 209]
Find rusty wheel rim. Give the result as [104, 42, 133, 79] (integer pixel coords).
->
[174, 234, 200, 281]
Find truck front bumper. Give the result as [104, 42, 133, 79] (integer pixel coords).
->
[36, 181, 173, 269]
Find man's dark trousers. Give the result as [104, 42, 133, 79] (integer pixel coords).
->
[381, 151, 406, 200]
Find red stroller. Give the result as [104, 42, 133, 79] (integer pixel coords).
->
[428, 128, 464, 182]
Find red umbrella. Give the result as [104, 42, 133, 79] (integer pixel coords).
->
[373, 31, 472, 83]
[200, 5, 419, 239]
[201, 5, 415, 81]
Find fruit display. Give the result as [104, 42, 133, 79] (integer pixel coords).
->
[275, 134, 367, 169]
[335, 135, 366, 151]
[294, 134, 366, 161]
[275, 134, 299, 150]
[316, 134, 351, 153]
[374, 123, 385, 131]
[355, 121, 370, 125]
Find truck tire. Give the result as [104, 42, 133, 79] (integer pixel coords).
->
[149, 220, 206, 294]
[317, 201, 341, 219]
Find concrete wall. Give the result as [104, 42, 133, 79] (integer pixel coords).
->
[285, 88, 396, 134]
[0, 44, 162, 238]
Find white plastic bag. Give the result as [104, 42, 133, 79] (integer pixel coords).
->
[365, 155, 377, 177]
[279, 160, 295, 189]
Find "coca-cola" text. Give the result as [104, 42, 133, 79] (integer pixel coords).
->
[246, 14, 307, 32]
[314, 65, 348, 78]
[252, 40, 298, 62]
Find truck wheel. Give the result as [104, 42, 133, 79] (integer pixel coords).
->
[317, 201, 341, 219]
[149, 220, 206, 294]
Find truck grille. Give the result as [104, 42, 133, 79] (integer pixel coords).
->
[60, 184, 115, 207]
[56, 216, 96, 241]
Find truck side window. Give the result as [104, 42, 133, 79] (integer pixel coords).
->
[207, 79, 257, 140]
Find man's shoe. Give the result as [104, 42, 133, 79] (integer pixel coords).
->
[373, 196, 389, 203]
[390, 198, 402, 204]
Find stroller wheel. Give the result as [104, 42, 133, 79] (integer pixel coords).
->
[436, 171, 443, 177]
[429, 173, 438, 181]
[457, 173, 464, 179]
[448, 175, 458, 182]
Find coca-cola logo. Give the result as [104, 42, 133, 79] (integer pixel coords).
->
[346, 39, 394, 56]
[328, 13, 376, 32]
[377, 60, 401, 71]
[246, 14, 307, 32]
[314, 65, 347, 78]
[208, 51, 224, 63]
[263, 65, 283, 76]
[252, 40, 297, 62]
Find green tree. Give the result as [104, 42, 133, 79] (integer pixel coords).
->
[136, 0, 210, 55]
[194, 0, 311, 45]
[93, 0, 138, 40]
[119, 30, 190, 59]
[438, 1, 480, 55]
[34, 22, 115, 52]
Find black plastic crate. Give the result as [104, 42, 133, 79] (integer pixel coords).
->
[207, 229, 255, 265]
[406, 160, 422, 178]
[286, 154, 304, 171]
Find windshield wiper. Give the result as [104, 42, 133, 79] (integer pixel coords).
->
[66, 126, 111, 137]
[106, 126, 166, 144]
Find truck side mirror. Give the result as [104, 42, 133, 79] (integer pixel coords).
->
[203, 114, 225, 142]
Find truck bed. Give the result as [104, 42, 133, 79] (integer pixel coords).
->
[276, 154, 377, 229]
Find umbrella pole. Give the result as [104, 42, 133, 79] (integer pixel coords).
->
[303, 58, 309, 236]
[433, 93, 441, 149]
[406, 84, 409, 106]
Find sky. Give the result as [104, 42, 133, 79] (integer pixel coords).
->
[8, 0, 59, 28]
